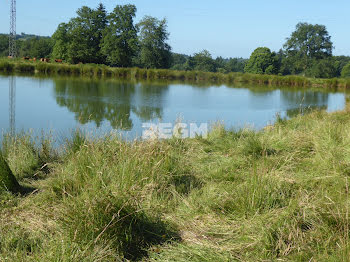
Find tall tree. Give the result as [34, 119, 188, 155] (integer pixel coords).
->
[137, 16, 171, 69]
[92, 3, 108, 63]
[52, 23, 70, 61]
[283, 22, 333, 73]
[101, 5, 138, 67]
[52, 4, 107, 63]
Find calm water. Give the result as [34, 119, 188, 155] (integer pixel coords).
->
[0, 74, 347, 139]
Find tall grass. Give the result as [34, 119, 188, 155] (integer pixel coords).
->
[2, 58, 350, 88]
[1, 108, 350, 260]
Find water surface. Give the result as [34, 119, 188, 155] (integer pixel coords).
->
[0, 75, 346, 139]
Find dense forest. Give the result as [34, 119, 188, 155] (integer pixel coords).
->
[1, 3, 350, 78]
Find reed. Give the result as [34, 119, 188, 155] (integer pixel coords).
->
[1, 58, 350, 88]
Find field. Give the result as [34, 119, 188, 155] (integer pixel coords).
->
[1, 105, 350, 261]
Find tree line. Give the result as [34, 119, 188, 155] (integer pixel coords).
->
[244, 23, 350, 78]
[0, 3, 247, 74]
[0, 33, 53, 58]
[1, 4, 350, 78]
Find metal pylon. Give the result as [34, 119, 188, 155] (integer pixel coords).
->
[9, 0, 16, 58]
[9, 77, 16, 135]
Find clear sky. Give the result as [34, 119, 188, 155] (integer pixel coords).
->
[0, 0, 348, 58]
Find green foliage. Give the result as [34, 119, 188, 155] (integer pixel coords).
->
[3, 17, 350, 80]
[18, 37, 53, 58]
[334, 56, 350, 76]
[284, 23, 333, 60]
[283, 22, 333, 75]
[51, 23, 70, 61]
[245, 47, 277, 74]
[192, 50, 216, 72]
[171, 53, 189, 70]
[0, 33, 53, 59]
[100, 5, 138, 67]
[171, 53, 246, 73]
[137, 16, 172, 69]
[305, 58, 337, 78]
[52, 4, 107, 63]
[341, 62, 350, 78]
[224, 57, 246, 73]
[0, 35, 8, 56]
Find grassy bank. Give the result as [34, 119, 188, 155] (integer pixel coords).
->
[2, 108, 350, 261]
[1, 58, 350, 88]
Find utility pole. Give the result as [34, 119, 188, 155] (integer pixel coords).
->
[9, 0, 16, 135]
[9, 0, 16, 58]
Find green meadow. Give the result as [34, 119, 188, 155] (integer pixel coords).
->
[2, 105, 350, 261]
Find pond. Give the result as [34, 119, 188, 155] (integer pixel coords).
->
[0, 74, 346, 140]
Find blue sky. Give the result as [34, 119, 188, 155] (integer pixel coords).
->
[0, 0, 348, 58]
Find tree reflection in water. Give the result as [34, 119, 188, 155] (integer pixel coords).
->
[54, 78, 169, 130]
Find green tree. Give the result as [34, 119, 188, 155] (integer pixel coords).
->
[244, 47, 277, 74]
[67, 6, 97, 63]
[19, 37, 53, 58]
[101, 5, 138, 67]
[192, 50, 216, 72]
[341, 62, 350, 78]
[283, 22, 333, 74]
[69, 4, 107, 63]
[183, 56, 195, 71]
[224, 58, 246, 73]
[52, 4, 107, 63]
[334, 56, 350, 77]
[215, 56, 226, 73]
[0, 35, 8, 56]
[171, 53, 188, 70]
[305, 58, 337, 78]
[52, 23, 70, 61]
[32, 38, 53, 58]
[137, 16, 172, 69]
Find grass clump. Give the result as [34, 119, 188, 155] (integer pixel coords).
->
[0, 152, 20, 193]
[2, 109, 350, 260]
